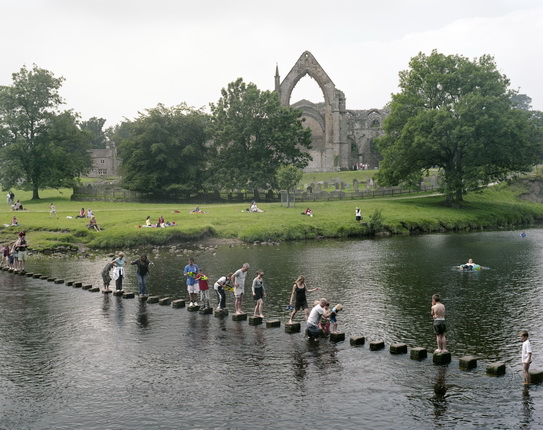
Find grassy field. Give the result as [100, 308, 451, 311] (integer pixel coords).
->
[1, 179, 542, 252]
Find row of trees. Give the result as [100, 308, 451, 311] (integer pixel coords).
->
[1, 52, 542, 203]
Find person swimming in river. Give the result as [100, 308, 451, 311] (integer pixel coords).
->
[462, 258, 476, 271]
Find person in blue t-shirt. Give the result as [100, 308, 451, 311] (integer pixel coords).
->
[184, 257, 199, 306]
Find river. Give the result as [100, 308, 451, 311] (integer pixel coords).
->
[1, 229, 542, 429]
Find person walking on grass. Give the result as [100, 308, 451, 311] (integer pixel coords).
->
[49, 203, 59, 219]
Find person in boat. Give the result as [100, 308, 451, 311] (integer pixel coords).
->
[462, 258, 476, 271]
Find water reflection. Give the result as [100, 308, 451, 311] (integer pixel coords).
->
[2, 229, 543, 429]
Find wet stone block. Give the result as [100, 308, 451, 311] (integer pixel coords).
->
[433, 351, 452, 365]
[40, 276, 49, 280]
[159, 297, 172, 306]
[89, 287, 100, 292]
[410, 347, 427, 361]
[187, 305, 200, 312]
[214, 309, 229, 318]
[199, 307, 213, 315]
[459, 355, 478, 370]
[285, 322, 301, 333]
[47, 277, 56, 282]
[390, 343, 408, 354]
[66, 281, 74, 286]
[25, 272, 34, 277]
[370, 341, 385, 351]
[146, 295, 160, 304]
[486, 362, 506, 376]
[350, 336, 365, 346]
[102, 289, 112, 294]
[171, 299, 185, 308]
[266, 319, 281, 328]
[73, 282, 83, 288]
[112, 290, 124, 296]
[123, 292, 135, 299]
[249, 316, 263, 325]
[32, 273, 42, 278]
[530, 369, 543, 384]
[54, 279, 64, 284]
[232, 313, 247, 321]
[82, 284, 92, 290]
[330, 332, 346, 342]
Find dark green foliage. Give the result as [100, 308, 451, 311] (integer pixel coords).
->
[209, 78, 312, 190]
[0, 65, 92, 199]
[377, 51, 543, 205]
[115, 104, 209, 195]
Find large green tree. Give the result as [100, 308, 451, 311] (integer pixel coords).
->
[116, 104, 209, 195]
[209, 78, 312, 190]
[377, 50, 543, 205]
[0, 65, 92, 199]
[80, 117, 108, 148]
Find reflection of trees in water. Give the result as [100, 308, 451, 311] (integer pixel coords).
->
[431, 366, 448, 422]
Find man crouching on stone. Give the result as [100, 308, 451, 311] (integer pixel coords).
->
[307, 298, 331, 339]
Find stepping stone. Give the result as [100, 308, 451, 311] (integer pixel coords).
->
[123, 292, 135, 299]
[159, 297, 172, 305]
[187, 305, 200, 312]
[214, 309, 229, 318]
[330, 332, 345, 342]
[112, 290, 123, 296]
[410, 347, 427, 361]
[486, 362, 506, 376]
[89, 287, 100, 292]
[285, 322, 301, 333]
[459, 355, 478, 370]
[249, 316, 263, 325]
[433, 351, 452, 365]
[66, 281, 74, 286]
[171, 299, 185, 308]
[390, 343, 407, 354]
[350, 336, 365, 346]
[73, 282, 82, 288]
[232, 313, 247, 321]
[369, 341, 385, 351]
[199, 307, 213, 315]
[266, 319, 281, 328]
[146, 295, 160, 303]
[54, 279, 64, 284]
[529, 369, 543, 384]
[82, 284, 92, 290]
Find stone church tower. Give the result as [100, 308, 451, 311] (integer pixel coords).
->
[275, 51, 388, 172]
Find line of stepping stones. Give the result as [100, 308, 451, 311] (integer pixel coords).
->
[2, 266, 541, 383]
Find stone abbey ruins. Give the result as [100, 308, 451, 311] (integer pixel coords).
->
[275, 51, 388, 172]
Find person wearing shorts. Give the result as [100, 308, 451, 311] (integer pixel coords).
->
[431, 294, 447, 353]
[184, 258, 199, 306]
[231, 263, 250, 315]
[15, 231, 28, 271]
[288, 275, 320, 324]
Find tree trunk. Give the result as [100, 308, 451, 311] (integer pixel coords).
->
[31, 184, 40, 200]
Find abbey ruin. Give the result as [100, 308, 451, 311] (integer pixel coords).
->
[275, 51, 388, 172]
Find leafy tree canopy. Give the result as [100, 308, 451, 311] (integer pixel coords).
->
[116, 104, 209, 195]
[377, 50, 543, 205]
[0, 64, 92, 199]
[209, 78, 312, 191]
[80, 117, 108, 148]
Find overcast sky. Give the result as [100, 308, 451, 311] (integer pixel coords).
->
[1, 0, 541, 127]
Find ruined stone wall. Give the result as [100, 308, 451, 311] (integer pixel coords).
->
[345, 108, 389, 169]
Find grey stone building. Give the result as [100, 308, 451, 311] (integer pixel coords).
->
[86, 145, 121, 178]
[275, 51, 388, 172]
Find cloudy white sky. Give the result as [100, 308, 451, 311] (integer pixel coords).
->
[1, 0, 541, 127]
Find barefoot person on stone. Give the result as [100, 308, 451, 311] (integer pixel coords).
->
[288, 275, 320, 324]
[231, 263, 250, 315]
[306, 298, 331, 339]
[252, 270, 266, 318]
[431, 294, 447, 353]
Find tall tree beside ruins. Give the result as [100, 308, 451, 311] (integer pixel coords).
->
[0, 64, 92, 199]
[116, 103, 209, 195]
[209, 78, 312, 191]
[377, 50, 543, 205]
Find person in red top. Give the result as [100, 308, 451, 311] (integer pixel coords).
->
[196, 267, 210, 308]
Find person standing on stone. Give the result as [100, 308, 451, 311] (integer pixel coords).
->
[196, 267, 210, 308]
[113, 252, 126, 292]
[355, 207, 362, 223]
[520, 330, 532, 384]
[231, 263, 250, 315]
[252, 270, 266, 318]
[431, 294, 447, 353]
[131, 254, 153, 298]
[183, 257, 199, 306]
[15, 231, 28, 272]
[288, 276, 320, 324]
[101, 257, 115, 292]
[306, 298, 331, 339]
[214, 273, 232, 310]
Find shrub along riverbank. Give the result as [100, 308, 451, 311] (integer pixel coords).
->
[1, 179, 542, 252]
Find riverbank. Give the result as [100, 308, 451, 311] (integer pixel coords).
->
[1, 179, 542, 252]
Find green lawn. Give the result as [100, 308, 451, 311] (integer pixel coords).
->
[1, 179, 542, 252]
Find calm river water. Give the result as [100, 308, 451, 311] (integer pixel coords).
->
[1, 229, 542, 429]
